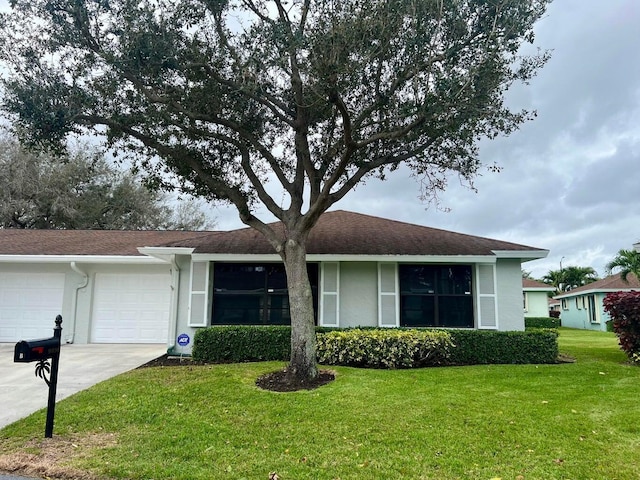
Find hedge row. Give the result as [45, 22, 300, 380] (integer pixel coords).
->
[192, 326, 292, 363]
[525, 317, 561, 329]
[445, 329, 559, 365]
[316, 329, 454, 368]
[192, 326, 559, 366]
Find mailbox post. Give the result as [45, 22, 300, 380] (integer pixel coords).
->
[14, 315, 62, 438]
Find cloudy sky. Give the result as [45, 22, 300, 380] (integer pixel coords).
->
[2, 1, 638, 279]
[204, 0, 640, 279]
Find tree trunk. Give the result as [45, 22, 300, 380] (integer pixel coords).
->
[282, 237, 318, 381]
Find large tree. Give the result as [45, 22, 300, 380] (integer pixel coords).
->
[0, 0, 551, 381]
[0, 137, 212, 230]
[606, 249, 640, 283]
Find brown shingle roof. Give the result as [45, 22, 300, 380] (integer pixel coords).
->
[555, 272, 640, 298]
[523, 278, 555, 290]
[168, 210, 545, 256]
[0, 211, 547, 258]
[0, 229, 213, 256]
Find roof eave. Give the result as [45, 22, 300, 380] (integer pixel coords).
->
[555, 287, 640, 298]
[191, 253, 501, 263]
[0, 254, 167, 264]
[138, 247, 195, 262]
[492, 249, 549, 261]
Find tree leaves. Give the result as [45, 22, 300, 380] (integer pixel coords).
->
[0, 137, 211, 230]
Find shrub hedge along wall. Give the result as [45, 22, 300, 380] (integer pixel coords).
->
[524, 317, 561, 329]
[192, 326, 559, 367]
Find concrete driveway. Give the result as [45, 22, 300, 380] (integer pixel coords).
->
[0, 343, 166, 429]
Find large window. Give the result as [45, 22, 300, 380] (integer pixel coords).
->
[399, 265, 473, 328]
[212, 263, 318, 325]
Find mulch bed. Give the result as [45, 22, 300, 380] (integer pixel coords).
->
[255, 369, 335, 392]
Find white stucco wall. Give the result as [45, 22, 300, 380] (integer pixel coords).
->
[495, 259, 525, 331]
[524, 291, 552, 318]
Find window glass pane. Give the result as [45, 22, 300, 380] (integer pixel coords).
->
[212, 263, 319, 325]
[266, 264, 287, 291]
[438, 296, 474, 328]
[401, 296, 435, 327]
[267, 294, 290, 324]
[400, 266, 435, 294]
[437, 266, 472, 295]
[214, 264, 264, 293]
[212, 294, 263, 325]
[399, 264, 473, 328]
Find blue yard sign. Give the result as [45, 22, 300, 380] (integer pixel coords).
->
[177, 333, 190, 347]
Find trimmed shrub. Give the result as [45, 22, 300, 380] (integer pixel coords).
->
[603, 291, 640, 362]
[316, 329, 454, 368]
[525, 317, 561, 329]
[192, 326, 291, 362]
[446, 329, 559, 365]
[549, 310, 561, 319]
[192, 325, 340, 363]
[192, 326, 559, 366]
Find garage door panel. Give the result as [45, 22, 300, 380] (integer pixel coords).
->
[0, 273, 65, 342]
[91, 272, 170, 344]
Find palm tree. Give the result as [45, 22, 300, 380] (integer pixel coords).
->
[606, 249, 640, 283]
[542, 266, 599, 293]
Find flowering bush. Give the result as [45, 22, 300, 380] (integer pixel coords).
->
[603, 291, 640, 361]
[316, 329, 454, 368]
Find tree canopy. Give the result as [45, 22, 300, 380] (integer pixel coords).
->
[542, 266, 599, 293]
[606, 249, 640, 283]
[0, 137, 212, 230]
[0, 0, 551, 382]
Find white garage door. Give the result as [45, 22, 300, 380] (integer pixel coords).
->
[0, 272, 65, 342]
[91, 272, 171, 344]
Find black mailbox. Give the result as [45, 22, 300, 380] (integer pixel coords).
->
[14, 337, 61, 363]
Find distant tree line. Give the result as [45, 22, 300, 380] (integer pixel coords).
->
[523, 247, 640, 295]
[0, 137, 213, 230]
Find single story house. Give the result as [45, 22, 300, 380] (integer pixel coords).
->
[548, 297, 561, 314]
[554, 273, 640, 331]
[522, 278, 555, 318]
[0, 210, 548, 352]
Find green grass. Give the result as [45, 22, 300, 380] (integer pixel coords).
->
[2, 328, 640, 479]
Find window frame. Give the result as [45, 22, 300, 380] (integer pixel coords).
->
[211, 262, 319, 326]
[398, 264, 474, 328]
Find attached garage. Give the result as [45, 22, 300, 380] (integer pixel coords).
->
[90, 272, 171, 344]
[0, 272, 65, 342]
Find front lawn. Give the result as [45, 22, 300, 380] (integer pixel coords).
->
[1, 328, 639, 479]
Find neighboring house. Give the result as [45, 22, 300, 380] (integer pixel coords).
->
[548, 297, 561, 314]
[554, 273, 640, 331]
[0, 211, 548, 350]
[634, 241, 640, 253]
[522, 278, 555, 317]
